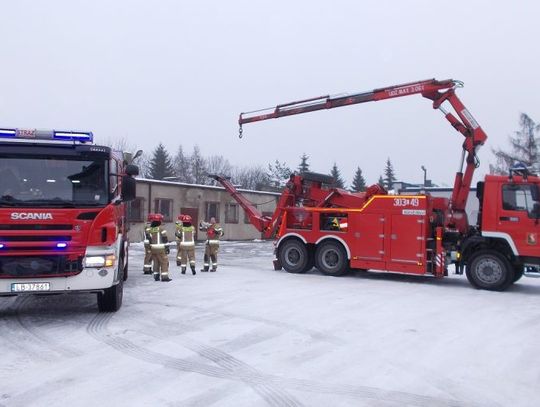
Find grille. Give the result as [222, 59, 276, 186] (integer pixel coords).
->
[0, 256, 83, 278]
[0, 224, 72, 231]
[0, 236, 72, 242]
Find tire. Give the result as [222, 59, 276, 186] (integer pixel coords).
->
[123, 246, 129, 281]
[278, 239, 309, 273]
[97, 257, 124, 312]
[513, 266, 524, 283]
[315, 240, 348, 276]
[466, 249, 514, 291]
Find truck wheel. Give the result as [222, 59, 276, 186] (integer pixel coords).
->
[513, 266, 524, 283]
[123, 246, 129, 281]
[279, 240, 309, 273]
[466, 250, 514, 291]
[97, 258, 124, 312]
[315, 241, 348, 276]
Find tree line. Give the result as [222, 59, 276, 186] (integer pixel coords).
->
[140, 145, 399, 192]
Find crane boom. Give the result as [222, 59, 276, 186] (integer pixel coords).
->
[238, 78, 488, 231]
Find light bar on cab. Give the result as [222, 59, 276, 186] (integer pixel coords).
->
[0, 128, 93, 143]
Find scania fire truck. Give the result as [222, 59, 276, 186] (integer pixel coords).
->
[211, 78, 540, 291]
[0, 128, 138, 311]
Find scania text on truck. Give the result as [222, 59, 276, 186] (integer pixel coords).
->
[0, 128, 138, 311]
[211, 78, 540, 291]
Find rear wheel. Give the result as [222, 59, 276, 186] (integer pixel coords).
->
[315, 241, 348, 276]
[466, 249, 514, 291]
[278, 240, 309, 273]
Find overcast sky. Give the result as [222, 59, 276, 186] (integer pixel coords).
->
[1, 0, 539, 187]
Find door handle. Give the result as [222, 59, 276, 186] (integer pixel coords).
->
[499, 216, 519, 222]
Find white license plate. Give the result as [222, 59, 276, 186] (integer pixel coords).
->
[11, 282, 51, 292]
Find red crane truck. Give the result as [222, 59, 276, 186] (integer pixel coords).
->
[211, 78, 540, 291]
[0, 128, 138, 311]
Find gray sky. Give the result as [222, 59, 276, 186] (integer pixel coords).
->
[1, 0, 539, 187]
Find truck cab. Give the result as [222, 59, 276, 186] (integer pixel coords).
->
[0, 128, 138, 311]
[461, 172, 540, 289]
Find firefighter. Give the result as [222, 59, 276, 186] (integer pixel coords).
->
[199, 216, 224, 272]
[174, 215, 183, 266]
[146, 213, 171, 282]
[177, 214, 196, 275]
[142, 215, 153, 274]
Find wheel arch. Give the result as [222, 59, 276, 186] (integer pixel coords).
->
[462, 234, 515, 264]
[315, 235, 351, 259]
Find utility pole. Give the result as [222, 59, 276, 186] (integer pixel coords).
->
[421, 165, 427, 187]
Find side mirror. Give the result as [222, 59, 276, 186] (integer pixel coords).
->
[121, 176, 136, 202]
[125, 164, 139, 177]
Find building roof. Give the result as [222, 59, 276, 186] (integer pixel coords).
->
[135, 177, 281, 196]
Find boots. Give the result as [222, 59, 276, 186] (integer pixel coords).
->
[176, 260, 181, 266]
[153, 272, 160, 281]
[210, 267, 217, 272]
[191, 265, 196, 275]
[161, 273, 172, 282]
[143, 266, 152, 275]
[200, 266, 209, 272]
[181, 267, 186, 274]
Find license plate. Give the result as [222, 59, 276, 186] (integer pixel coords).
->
[11, 282, 51, 292]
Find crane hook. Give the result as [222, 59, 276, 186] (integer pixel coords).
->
[238, 125, 243, 139]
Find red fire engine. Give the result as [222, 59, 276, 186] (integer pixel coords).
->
[211, 78, 540, 291]
[0, 128, 138, 311]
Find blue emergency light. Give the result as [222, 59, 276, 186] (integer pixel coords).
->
[0, 128, 93, 143]
[56, 242, 68, 249]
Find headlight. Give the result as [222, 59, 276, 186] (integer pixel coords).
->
[85, 254, 116, 268]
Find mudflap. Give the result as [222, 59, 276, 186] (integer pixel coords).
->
[273, 259, 282, 270]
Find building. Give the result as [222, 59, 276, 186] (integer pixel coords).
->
[128, 178, 280, 242]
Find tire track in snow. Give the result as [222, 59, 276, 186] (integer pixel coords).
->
[13, 296, 83, 358]
[86, 313, 302, 407]
[86, 313, 475, 407]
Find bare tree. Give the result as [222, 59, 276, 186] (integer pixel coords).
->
[490, 113, 540, 174]
[173, 145, 192, 183]
[190, 145, 207, 185]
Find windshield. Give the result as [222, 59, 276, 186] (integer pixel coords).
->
[0, 155, 108, 207]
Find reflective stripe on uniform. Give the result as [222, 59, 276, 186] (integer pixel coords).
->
[180, 242, 195, 247]
[207, 240, 220, 245]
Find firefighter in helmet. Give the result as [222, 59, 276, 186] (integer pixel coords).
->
[145, 213, 171, 282]
[174, 214, 183, 266]
[199, 216, 224, 272]
[176, 214, 196, 275]
[142, 214, 153, 274]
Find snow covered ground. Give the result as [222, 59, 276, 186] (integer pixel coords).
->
[1, 240, 540, 407]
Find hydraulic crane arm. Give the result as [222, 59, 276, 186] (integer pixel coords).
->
[238, 78, 488, 230]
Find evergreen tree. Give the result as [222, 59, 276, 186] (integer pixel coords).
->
[173, 145, 192, 183]
[298, 153, 310, 174]
[147, 143, 175, 180]
[490, 113, 540, 174]
[330, 163, 346, 189]
[190, 145, 207, 184]
[377, 175, 385, 188]
[350, 167, 367, 192]
[383, 157, 397, 190]
[267, 159, 292, 188]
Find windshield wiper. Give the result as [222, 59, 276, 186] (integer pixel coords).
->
[23, 198, 77, 208]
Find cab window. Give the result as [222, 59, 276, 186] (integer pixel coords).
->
[502, 184, 537, 218]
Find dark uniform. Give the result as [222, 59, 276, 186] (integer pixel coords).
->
[200, 220, 224, 272]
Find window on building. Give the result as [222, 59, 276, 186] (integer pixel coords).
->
[154, 198, 173, 222]
[205, 202, 220, 222]
[244, 204, 257, 224]
[128, 197, 144, 222]
[225, 203, 239, 224]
